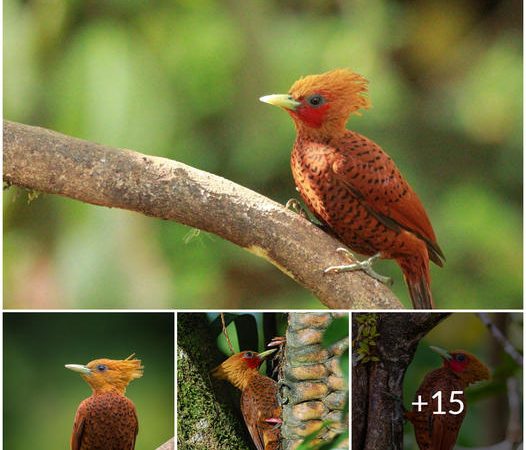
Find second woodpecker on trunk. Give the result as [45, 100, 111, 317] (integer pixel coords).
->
[212, 349, 281, 450]
[406, 346, 490, 450]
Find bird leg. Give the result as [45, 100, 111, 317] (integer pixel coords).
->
[264, 417, 282, 432]
[264, 418, 282, 425]
[286, 198, 334, 233]
[267, 336, 286, 348]
[285, 198, 309, 219]
[324, 248, 393, 286]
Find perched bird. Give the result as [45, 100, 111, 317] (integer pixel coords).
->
[212, 349, 280, 450]
[406, 346, 490, 450]
[260, 69, 444, 308]
[65, 354, 143, 450]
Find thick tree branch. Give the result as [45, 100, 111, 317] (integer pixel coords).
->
[3, 120, 402, 309]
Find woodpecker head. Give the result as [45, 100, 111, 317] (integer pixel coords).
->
[212, 349, 276, 391]
[430, 346, 491, 386]
[260, 68, 370, 136]
[65, 354, 143, 395]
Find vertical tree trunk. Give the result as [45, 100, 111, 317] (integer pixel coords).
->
[177, 313, 253, 449]
[352, 313, 449, 450]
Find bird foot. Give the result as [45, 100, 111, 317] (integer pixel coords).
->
[264, 417, 283, 430]
[285, 198, 309, 219]
[268, 336, 286, 348]
[264, 417, 282, 425]
[324, 248, 393, 286]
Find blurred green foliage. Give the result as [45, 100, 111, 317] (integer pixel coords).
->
[403, 313, 523, 448]
[4, 0, 522, 308]
[3, 312, 174, 450]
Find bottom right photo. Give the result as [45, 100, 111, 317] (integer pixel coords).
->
[352, 312, 523, 450]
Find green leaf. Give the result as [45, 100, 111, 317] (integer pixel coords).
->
[340, 348, 349, 381]
[322, 316, 349, 348]
[234, 314, 259, 352]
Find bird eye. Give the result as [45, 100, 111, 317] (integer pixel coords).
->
[307, 94, 324, 107]
[97, 364, 108, 372]
[244, 352, 254, 358]
[455, 354, 466, 362]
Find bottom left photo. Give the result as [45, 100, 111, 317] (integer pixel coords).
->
[3, 312, 175, 450]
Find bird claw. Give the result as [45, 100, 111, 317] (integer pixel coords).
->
[264, 417, 282, 425]
[285, 198, 309, 219]
[265, 417, 282, 430]
[268, 336, 286, 348]
[324, 248, 393, 286]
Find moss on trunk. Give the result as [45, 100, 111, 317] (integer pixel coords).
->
[177, 313, 252, 450]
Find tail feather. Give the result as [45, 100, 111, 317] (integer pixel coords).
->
[406, 274, 434, 309]
[398, 255, 434, 309]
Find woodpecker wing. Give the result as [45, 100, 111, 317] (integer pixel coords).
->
[71, 401, 87, 450]
[241, 388, 265, 450]
[241, 374, 280, 450]
[331, 132, 444, 265]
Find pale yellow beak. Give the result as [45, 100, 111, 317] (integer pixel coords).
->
[259, 94, 300, 111]
[65, 364, 92, 375]
[430, 346, 452, 360]
[258, 348, 277, 359]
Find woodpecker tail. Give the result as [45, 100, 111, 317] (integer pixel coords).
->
[397, 254, 434, 309]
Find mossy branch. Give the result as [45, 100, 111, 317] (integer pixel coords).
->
[3, 120, 402, 309]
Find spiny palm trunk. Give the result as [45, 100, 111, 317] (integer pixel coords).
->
[280, 313, 349, 450]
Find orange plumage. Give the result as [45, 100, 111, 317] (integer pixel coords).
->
[260, 69, 444, 308]
[406, 346, 490, 449]
[65, 354, 143, 450]
[212, 349, 280, 450]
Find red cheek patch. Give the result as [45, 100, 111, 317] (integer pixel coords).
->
[291, 103, 331, 128]
[244, 357, 262, 369]
[448, 359, 467, 373]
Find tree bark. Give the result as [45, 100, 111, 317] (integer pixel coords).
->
[352, 313, 449, 450]
[3, 120, 402, 309]
[177, 313, 252, 449]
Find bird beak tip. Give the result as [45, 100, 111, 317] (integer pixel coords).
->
[430, 346, 452, 360]
[259, 94, 300, 110]
[65, 364, 91, 374]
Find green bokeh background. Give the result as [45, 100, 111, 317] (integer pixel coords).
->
[3, 312, 174, 450]
[403, 313, 523, 448]
[4, 0, 522, 309]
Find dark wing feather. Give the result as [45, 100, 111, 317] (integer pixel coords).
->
[241, 389, 265, 450]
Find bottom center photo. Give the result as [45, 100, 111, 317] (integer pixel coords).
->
[177, 312, 350, 450]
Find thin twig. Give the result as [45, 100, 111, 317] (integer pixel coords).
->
[220, 313, 235, 354]
[478, 313, 523, 366]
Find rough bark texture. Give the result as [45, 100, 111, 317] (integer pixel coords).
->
[280, 313, 349, 449]
[352, 313, 449, 450]
[3, 120, 402, 309]
[177, 313, 252, 449]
